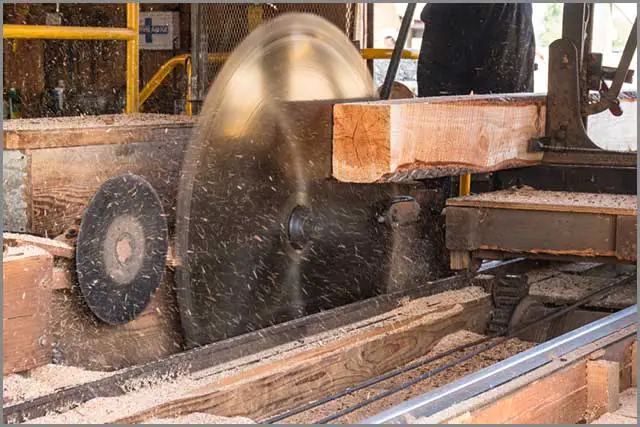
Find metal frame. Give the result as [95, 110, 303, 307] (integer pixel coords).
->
[537, 3, 637, 167]
[3, 3, 140, 113]
[362, 305, 637, 424]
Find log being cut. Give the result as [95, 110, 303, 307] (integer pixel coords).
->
[332, 94, 546, 183]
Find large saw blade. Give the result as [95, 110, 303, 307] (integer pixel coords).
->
[176, 14, 443, 347]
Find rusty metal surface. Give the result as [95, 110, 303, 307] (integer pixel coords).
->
[2, 150, 29, 233]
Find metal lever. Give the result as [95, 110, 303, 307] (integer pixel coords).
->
[380, 3, 417, 100]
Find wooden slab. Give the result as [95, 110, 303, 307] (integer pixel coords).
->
[3, 113, 196, 150]
[446, 189, 637, 265]
[332, 94, 546, 183]
[447, 189, 637, 216]
[3, 246, 53, 375]
[110, 289, 491, 423]
[3, 232, 74, 259]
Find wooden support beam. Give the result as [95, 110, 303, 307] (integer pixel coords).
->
[110, 290, 491, 423]
[332, 94, 545, 183]
[586, 360, 621, 421]
[3, 114, 196, 151]
[3, 246, 53, 375]
[446, 190, 637, 266]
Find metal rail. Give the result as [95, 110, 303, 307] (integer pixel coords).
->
[2, 3, 140, 113]
[363, 304, 637, 424]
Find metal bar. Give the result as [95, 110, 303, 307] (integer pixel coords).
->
[125, 2, 140, 113]
[361, 48, 418, 60]
[362, 304, 637, 424]
[3, 24, 137, 40]
[380, 3, 417, 100]
[365, 3, 375, 75]
[459, 174, 471, 196]
[609, 18, 637, 96]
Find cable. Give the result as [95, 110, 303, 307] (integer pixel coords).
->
[313, 273, 635, 424]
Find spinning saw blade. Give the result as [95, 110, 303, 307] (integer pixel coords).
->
[176, 14, 445, 347]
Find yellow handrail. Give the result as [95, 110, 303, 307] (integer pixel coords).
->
[139, 54, 191, 106]
[361, 48, 419, 60]
[2, 2, 140, 113]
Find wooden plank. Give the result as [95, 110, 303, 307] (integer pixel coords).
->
[3, 114, 196, 150]
[28, 140, 185, 237]
[586, 360, 621, 422]
[632, 341, 637, 387]
[3, 246, 53, 375]
[3, 232, 74, 259]
[332, 94, 545, 183]
[446, 206, 623, 260]
[455, 362, 587, 424]
[446, 189, 637, 217]
[111, 292, 491, 423]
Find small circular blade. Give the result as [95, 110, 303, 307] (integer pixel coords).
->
[76, 173, 168, 325]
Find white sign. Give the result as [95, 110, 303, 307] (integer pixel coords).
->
[139, 12, 180, 50]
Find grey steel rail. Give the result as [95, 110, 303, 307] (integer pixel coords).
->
[361, 304, 637, 424]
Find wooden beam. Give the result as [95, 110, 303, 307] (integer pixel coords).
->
[586, 360, 621, 421]
[111, 290, 491, 423]
[3, 245, 53, 375]
[3, 114, 196, 151]
[332, 94, 545, 183]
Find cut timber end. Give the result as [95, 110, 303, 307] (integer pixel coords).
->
[3, 232, 74, 259]
[332, 93, 546, 183]
[3, 245, 53, 375]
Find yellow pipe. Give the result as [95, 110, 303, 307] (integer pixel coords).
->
[459, 174, 471, 196]
[3, 24, 137, 40]
[139, 54, 190, 106]
[361, 48, 419, 60]
[185, 56, 193, 116]
[125, 2, 139, 113]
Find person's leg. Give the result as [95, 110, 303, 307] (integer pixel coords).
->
[472, 3, 535, 94]
[417, 5, 474, 97]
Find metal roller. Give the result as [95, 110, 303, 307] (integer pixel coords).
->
[176, 13, 448, 347]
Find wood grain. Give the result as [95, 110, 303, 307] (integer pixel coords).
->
[3, 114, 196, 150]
[586, 360, 621, 422]
[112, 294, 491, 423]
[28, 140, 185, 237]
[447, 189, 637, 216]
[3, 232, 74, 258]
[3, 246, 53, 375]
[332, 94, 546, 183]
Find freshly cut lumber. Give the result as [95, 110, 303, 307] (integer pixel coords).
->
[3, 232, 74, 259]
[3, 113, 196, 150]
[111, 288, 491, 423]
[332, 93, 546, 183]
[3, 245, 53, 375]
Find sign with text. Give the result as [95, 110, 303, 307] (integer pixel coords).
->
[139, 12, 180, 50]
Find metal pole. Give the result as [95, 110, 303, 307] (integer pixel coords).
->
[190, 4, 207, 116]
[365, 3, 375, 76]
[3, 24, 137, 40]
[380, 3, 416, 100]
[125, 2, 139, 113]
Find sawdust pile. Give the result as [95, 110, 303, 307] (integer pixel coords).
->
[3, 364, 107, 404]
[143, 413, 255, 424]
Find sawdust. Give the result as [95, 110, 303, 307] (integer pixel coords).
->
[3, 113, 196, 131]
[25, 287, 489, 424]
[143, 413, 255, 424]
[448, 189, 636, 214]
[3, 364, 108, 404]
[281, 331, 535, 424]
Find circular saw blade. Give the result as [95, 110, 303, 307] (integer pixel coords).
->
[76, 174, 168, 325]
[176, 13, 377, 346]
